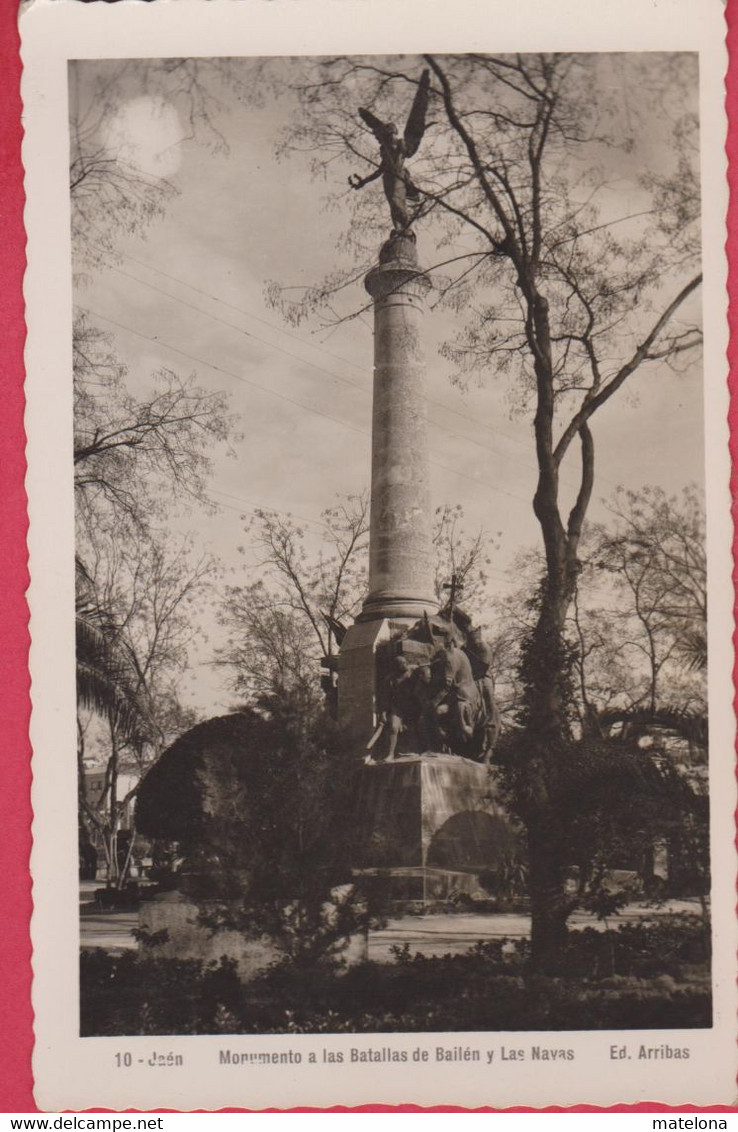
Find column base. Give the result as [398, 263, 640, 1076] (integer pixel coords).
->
[358, 593, 438, 622]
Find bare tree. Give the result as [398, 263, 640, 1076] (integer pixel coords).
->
[588, 486, 707, 708]
[217, 494, 370, 709]
[568, 589, 641, 730]
[216, 583, 325, 710]
[492, 488, 707, 735]
[70, 58, 253, 267]
[268, 52, 702, 970]
[218, 494, 496, 709]
[78, 529, 212, 885]
[70, 59, 242, 884]
[73, 314, 232, 539]
[432, 502, 496, 612]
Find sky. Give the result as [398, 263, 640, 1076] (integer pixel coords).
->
[70, 55, 705, 716]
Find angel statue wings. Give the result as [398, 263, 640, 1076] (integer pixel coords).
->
[349, 68, 431, 236]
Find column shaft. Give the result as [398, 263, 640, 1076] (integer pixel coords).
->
[360, 239, 436, 621]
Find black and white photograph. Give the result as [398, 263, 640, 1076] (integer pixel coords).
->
[22, 0, 734, 1111]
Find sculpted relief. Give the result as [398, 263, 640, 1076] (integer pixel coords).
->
[366, 610, 501, 765]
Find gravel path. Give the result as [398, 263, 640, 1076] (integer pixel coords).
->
[79, 883, 703, 961]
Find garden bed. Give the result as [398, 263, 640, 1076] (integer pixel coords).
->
[81, 914, 711, 1035]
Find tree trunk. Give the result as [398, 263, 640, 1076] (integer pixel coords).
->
[118, 822, 136, 890]
[108, 721, 119, 884]
[521, 570, 577, 973]
[527, 822, 570, 973]
[521, 283, 596, 971]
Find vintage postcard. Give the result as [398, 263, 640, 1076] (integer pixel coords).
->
[22, 0, 735, 1111]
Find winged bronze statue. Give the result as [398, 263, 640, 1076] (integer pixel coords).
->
[349, 68, 431, 235]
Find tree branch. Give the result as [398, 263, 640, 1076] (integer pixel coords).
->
[553, 273, 702, 466]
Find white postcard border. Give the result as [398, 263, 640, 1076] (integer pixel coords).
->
[22, 0, 735, 1110]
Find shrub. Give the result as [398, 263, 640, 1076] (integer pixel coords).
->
[80, 950, 243, 1036]
[561, 914, 710, 979]
[136, 706, 382, 970]
[81, 915, 711, 1036]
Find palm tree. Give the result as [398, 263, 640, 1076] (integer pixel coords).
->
[75, 556, 148, 740]
[76, 557, 151, 886]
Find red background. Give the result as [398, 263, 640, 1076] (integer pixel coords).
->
[0, 0, 734, 1113]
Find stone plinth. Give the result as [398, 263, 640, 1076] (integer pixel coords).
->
[337, 614, 426, 754]
[138, 892, 279, 980]
[337, 617, 393, 752]
[360, 236, 436, 622]
[351, 754, 518, 901]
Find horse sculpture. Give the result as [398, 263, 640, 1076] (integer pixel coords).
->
[367, 612, 500, 766]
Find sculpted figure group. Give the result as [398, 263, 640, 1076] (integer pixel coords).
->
[366, 612, 501, 767]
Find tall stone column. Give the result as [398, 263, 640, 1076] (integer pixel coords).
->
[360, 235, 437, 621]
[337, 234, 437, 750]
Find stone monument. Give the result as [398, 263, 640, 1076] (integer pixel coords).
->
[339, 75, 516, 901]
[336, 232, 437, 752]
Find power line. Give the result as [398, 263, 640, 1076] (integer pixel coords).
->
[102, 248, 576, 484]
[108, 263, 375, 403]
[76, 303, 368, 438]
[108, 246, 370, 376]
[207, 487, 330, 531]
[105, 259, 540, 478]
[77, 303, 534, 506]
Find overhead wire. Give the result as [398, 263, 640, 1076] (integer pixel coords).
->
[207, 487, 330, 530]
[76, 302, 535, 506]
[76, 303, 369, 438]
[100, 245, 615, 490]
[102, 260, 546, 481]
[109, 247, 370, 377]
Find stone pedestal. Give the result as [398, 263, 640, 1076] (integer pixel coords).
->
[338, 614, 429, 756]
[337, 617, 393, 754]
[351, 754, 518, 901]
